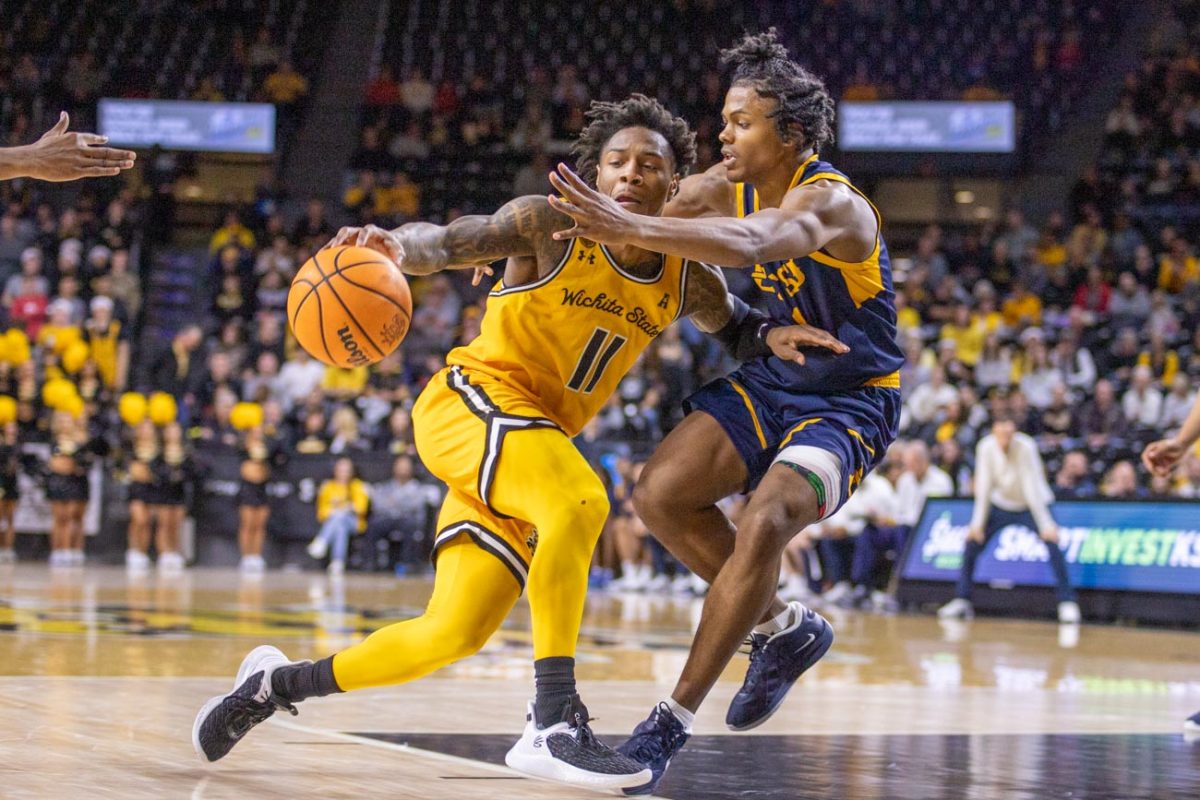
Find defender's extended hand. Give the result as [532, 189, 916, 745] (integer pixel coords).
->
[547, 163, 636, 246]
[765, 325, 849, 366]
[1142, 437, 1187, 477]
[23, 112, 136, 181]
[322, 224, 406, 265]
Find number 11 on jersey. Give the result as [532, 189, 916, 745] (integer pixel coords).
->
[567, 327, 627, 394]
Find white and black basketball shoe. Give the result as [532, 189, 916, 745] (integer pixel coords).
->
[192, 645, 307, 763]
[505, 697, 652, 791]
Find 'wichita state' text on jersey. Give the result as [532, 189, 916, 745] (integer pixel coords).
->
[446, 238, 687, 436]
[735, 154, 904, 394]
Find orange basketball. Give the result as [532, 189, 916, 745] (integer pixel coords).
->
[287, 246, 412, 368]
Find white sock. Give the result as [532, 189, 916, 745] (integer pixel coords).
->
[664, 697, 695, 733]
[754, 604, 796, 637]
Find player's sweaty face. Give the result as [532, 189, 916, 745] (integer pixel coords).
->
[718, 84, 796, 183]
[595, 126, 678, 217]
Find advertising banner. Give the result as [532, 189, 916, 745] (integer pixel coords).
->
[901, 499, 1200, 595]
[839, 101, 1016, 152]
[98, 99, 276, 153]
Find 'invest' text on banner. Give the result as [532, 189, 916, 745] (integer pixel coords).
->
[901, 499, 1200, 595]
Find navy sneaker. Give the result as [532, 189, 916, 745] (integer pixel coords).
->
[616, 702, 690, 796]
[725, 603, 834, 731]
[1185, 710, 1200, 737]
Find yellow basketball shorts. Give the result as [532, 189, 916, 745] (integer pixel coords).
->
[413, 365, 561, 591]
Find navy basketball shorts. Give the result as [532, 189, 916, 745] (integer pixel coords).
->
[684, 368, 900, 519]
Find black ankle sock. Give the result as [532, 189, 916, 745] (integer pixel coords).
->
[271, 656, 343, 703]
[533, 656, 577, 727]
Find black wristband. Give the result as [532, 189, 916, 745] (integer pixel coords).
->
[713, 296, 774, 361]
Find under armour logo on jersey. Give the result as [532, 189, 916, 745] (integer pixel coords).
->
[576, 250, 596, 265]
[657, 293, 670, 309]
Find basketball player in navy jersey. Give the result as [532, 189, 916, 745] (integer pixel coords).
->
[546, 29, 903, 792]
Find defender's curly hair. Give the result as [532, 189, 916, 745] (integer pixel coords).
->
[572, 94, 697, 186]
[720, 28, 835, 152]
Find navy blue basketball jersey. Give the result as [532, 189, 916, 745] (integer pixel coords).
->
[734, 154, 904, 395]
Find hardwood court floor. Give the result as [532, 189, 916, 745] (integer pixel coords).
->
[1, 564, 1197, 799]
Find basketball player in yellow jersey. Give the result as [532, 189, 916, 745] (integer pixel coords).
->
[192, 94, 842, 791]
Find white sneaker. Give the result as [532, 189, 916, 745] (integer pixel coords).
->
[671, 574, 693, 594]
[48, 550, 68, 568]
[870, 590, 899, 613]
[158, 551, 186, 572]
[822, 581, 852, 604]
[126, 549, 151, 571]
[612, 570, 645, 592]
[644, 573, 670, 592]
[504, 701, 652, 791]
[0, 548, 14, 564]
[781, 575, 812, 602]
[1057, 601, 1081, 624]
[240, 555, 266, 573]
[938, 598, 975, 620]
[192, 645, 309, 763]
[1184, 711, 1200, 735]
[306, 537, 328, 560]
[68, 549, 85, 566]
[327, 559, 345, 576]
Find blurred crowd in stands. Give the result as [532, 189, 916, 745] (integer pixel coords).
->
[347, 0, 1120, 220]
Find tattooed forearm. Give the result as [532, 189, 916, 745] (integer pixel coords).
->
[391, 195, 567, 275]
[680, 261, 734, 332]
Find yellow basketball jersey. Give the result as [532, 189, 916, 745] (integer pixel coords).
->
[446, 238, 688, 436]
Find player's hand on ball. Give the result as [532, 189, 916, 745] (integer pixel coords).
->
[765, 325, 849, 365]
[323, 225, 405, 266]
[1142, 437, 1187, 477]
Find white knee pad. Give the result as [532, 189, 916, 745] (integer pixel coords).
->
[772, 445, 844, 521]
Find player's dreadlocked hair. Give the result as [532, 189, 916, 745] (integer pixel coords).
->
[720, 28, 835, 152]
[572, 93, 697, 187]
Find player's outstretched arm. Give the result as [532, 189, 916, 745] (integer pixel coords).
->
[548, 163, 859, 268]
[0, 112, 136, 182]
[1143, 390, 1200, 476]
[323, 195, 569, 276]
[680, 261, 847, 363]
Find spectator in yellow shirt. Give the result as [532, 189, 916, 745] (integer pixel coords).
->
[36, 299, 81, 352]
[1157, 238, 1200, 293]
[373, 172, 420, 220]
[939, 302, 989, 366]
[306, 457, 370, 574]
[264, 61, 309, 106]
[322, 364, 369, 399]
[209, 210, 256, 253]
[343, 171, 378, 216]
[1033, 228, 1067, 271]
[1001, 285, 1043, 327]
